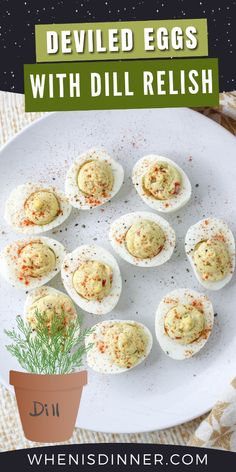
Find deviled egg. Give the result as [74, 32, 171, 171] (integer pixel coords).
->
[155, 288, 214, 360]
[109, 211, 175, 267]
[65, 148, 124, 209]
[0, 236, 66, 290]
[132, 155, 191, 213]
[4, 183, 71, 234]
[24, 286, 77, 331]
[86, 320, 153, 373]
[185, 218, 235, 290]
[61, 244, 122, 315]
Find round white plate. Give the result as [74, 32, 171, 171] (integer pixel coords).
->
[0, 108, 235, 433]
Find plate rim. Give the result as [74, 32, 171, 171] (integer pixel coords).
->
[1, 107, 235, 158]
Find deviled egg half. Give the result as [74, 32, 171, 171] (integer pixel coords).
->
[65, 148, 124, 210]
[86, 320, 153, 373]
[24, 286, 77, 332]
[4, 183, 71, 234]
[0, 236, 66, 290]
[155, 288, 214, 360]
[185, 218, 235, 290]
[109, 211, 175, 267]
[132, 155, 191, 213]
[61, 244, 122, 315]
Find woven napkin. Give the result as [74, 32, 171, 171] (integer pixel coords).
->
[189, 378, 236, 451]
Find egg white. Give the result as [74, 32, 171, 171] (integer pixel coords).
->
[85, 319, 153, 374]
[0, 236, 66, 290]
[61, 244, 122, 315]
[185, 218, 235, 290]
[109, 211, 176, 267]
[4, 183, 72, 234]
[132, 155, 191, 213]
[155, 288, 214, 360]
[65, 148, 124, 210]
[24, 285, 77, 320]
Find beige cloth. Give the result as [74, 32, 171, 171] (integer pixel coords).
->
[0, 91, 235, 452]
[190, 377, 236, 451]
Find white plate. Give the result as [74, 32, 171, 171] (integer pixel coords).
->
[0, 108, 235, 434]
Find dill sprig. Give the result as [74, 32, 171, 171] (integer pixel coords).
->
[5, 310, 93, 375]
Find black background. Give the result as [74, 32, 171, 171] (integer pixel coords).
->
[0, 0, 235, 94]
[0, 444, 236, 472]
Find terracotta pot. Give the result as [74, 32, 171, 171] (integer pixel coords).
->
[10, 370, 87, 443]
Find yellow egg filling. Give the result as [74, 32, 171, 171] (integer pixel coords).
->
[73, 260, 113, 301]
[26, 293, 76, 331]
[142, 162, 182, 200]
[164, 304, 205, 344]
[103, 322, 148, 368]
[193, 239, 231, 282]
[18, 241, 56, 278]
[125, 219, 165, 259]
[24, 190, 60, 225]
[77, 160, 114, 197]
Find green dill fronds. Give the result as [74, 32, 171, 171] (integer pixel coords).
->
[5, 310, 93, 375]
